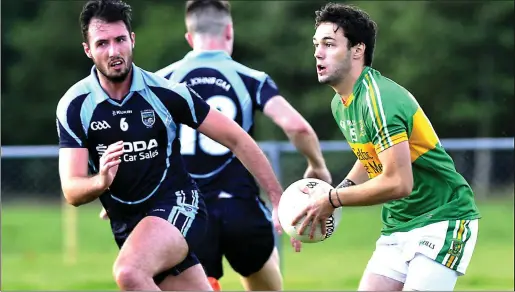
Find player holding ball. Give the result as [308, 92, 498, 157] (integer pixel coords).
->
[291, 3, 481, 291]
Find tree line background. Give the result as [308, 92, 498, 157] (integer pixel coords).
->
[1, 0, 513, 146]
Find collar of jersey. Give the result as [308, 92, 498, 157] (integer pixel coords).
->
[342, 66, 372, 107]
[184, 50, 232, 61]
[89, 63, 145, 104]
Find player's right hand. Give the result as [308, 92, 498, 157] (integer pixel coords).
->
[303, 165, 332, 185]
[98, 140, 124, 189]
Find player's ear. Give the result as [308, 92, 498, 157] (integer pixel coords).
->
[82, 42, 92, 59]
[185, 32, 194, 49]
[225, 23, 233, 41]
[352, 43, 365, 61]
[131, 32, 136, 49]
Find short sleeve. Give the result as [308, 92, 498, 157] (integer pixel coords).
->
[255, 75, 280, 111]
[165, 82, 211, 129]
[56, 96, 88, 148]
[363, 86, 409, 153]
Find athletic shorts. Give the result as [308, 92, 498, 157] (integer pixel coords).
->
[194, 191, 276, 280]
[364, 219, 479, 291]
[105, 185, 208, 284]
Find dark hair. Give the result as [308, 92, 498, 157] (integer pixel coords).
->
[315, 3, 377, 66]
[79, 0, 133, 43]
[185, 0, 231, 16]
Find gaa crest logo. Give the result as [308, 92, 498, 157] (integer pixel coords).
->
[141, 109, 156, 128]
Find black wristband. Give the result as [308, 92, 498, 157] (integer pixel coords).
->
[328, 189, 338, 208]
[336, 178, 356, 189]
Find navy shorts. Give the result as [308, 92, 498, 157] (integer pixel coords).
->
[104, 186, 208, 284]
[194, 193, 275, 280]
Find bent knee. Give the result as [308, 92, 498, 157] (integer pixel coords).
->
[113, 265, 147, 289]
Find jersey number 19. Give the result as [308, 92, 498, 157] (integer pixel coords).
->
[179, 95, 237, 156]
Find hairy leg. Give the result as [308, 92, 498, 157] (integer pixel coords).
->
[112, 216, 189, 291]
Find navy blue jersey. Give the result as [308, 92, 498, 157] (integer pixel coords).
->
[56, 64, 211, 206]
[156, 50, 280, 199]
[157, 51, 279, 200]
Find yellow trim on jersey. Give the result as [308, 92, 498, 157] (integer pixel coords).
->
[374, 132, 408, 153]
[365, 75, 388, 151]
[408, 108, 440, 162]
[342, 93, 355, 107]
[445, 220, 466, 268]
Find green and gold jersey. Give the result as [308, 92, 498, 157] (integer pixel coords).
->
[331, 67, 481, 235]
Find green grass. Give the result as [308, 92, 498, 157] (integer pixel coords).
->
[2, 199, 513, 291]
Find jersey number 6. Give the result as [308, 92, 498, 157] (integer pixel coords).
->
[120, 118, 129, 132]
[180, 95, 237, 156]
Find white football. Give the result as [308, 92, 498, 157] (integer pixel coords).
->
[278, 178, 343, 243]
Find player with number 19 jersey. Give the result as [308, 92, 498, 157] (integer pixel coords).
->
[157, 50, 279, 199]
[156, 50, 280, 281]
[331, 66, 481, 235]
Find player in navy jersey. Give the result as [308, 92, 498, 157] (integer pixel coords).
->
[56, 0, 285, 290]
[153, 1, 332, 290]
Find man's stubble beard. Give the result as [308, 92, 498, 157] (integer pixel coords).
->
[94, 56, 133, 84]
[319, 53, 352, 87]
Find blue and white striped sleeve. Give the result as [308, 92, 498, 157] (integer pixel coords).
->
[56, 94, 88, 148]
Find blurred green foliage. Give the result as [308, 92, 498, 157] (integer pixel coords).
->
[1, 0, 513, 145]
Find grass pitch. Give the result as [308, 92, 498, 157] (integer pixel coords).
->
[2, 198, 513, 290]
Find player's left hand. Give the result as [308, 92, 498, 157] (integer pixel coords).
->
[291, 184, 335, 239]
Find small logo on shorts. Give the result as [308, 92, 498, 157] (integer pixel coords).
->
[141, 109, 156, 128]
[419, 240, 435, 250]
[448, 239, 463, 256]
[179, 203, 197, 214]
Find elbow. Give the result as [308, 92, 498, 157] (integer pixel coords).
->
[62, 189, 82, 207]
[283, 121, 312, 137]
[390, 176, 413, 200]
[64, 194, 81, 207]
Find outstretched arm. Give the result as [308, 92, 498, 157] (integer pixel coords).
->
[197, 108, 283, 207]
[263, 95, 332, 184]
